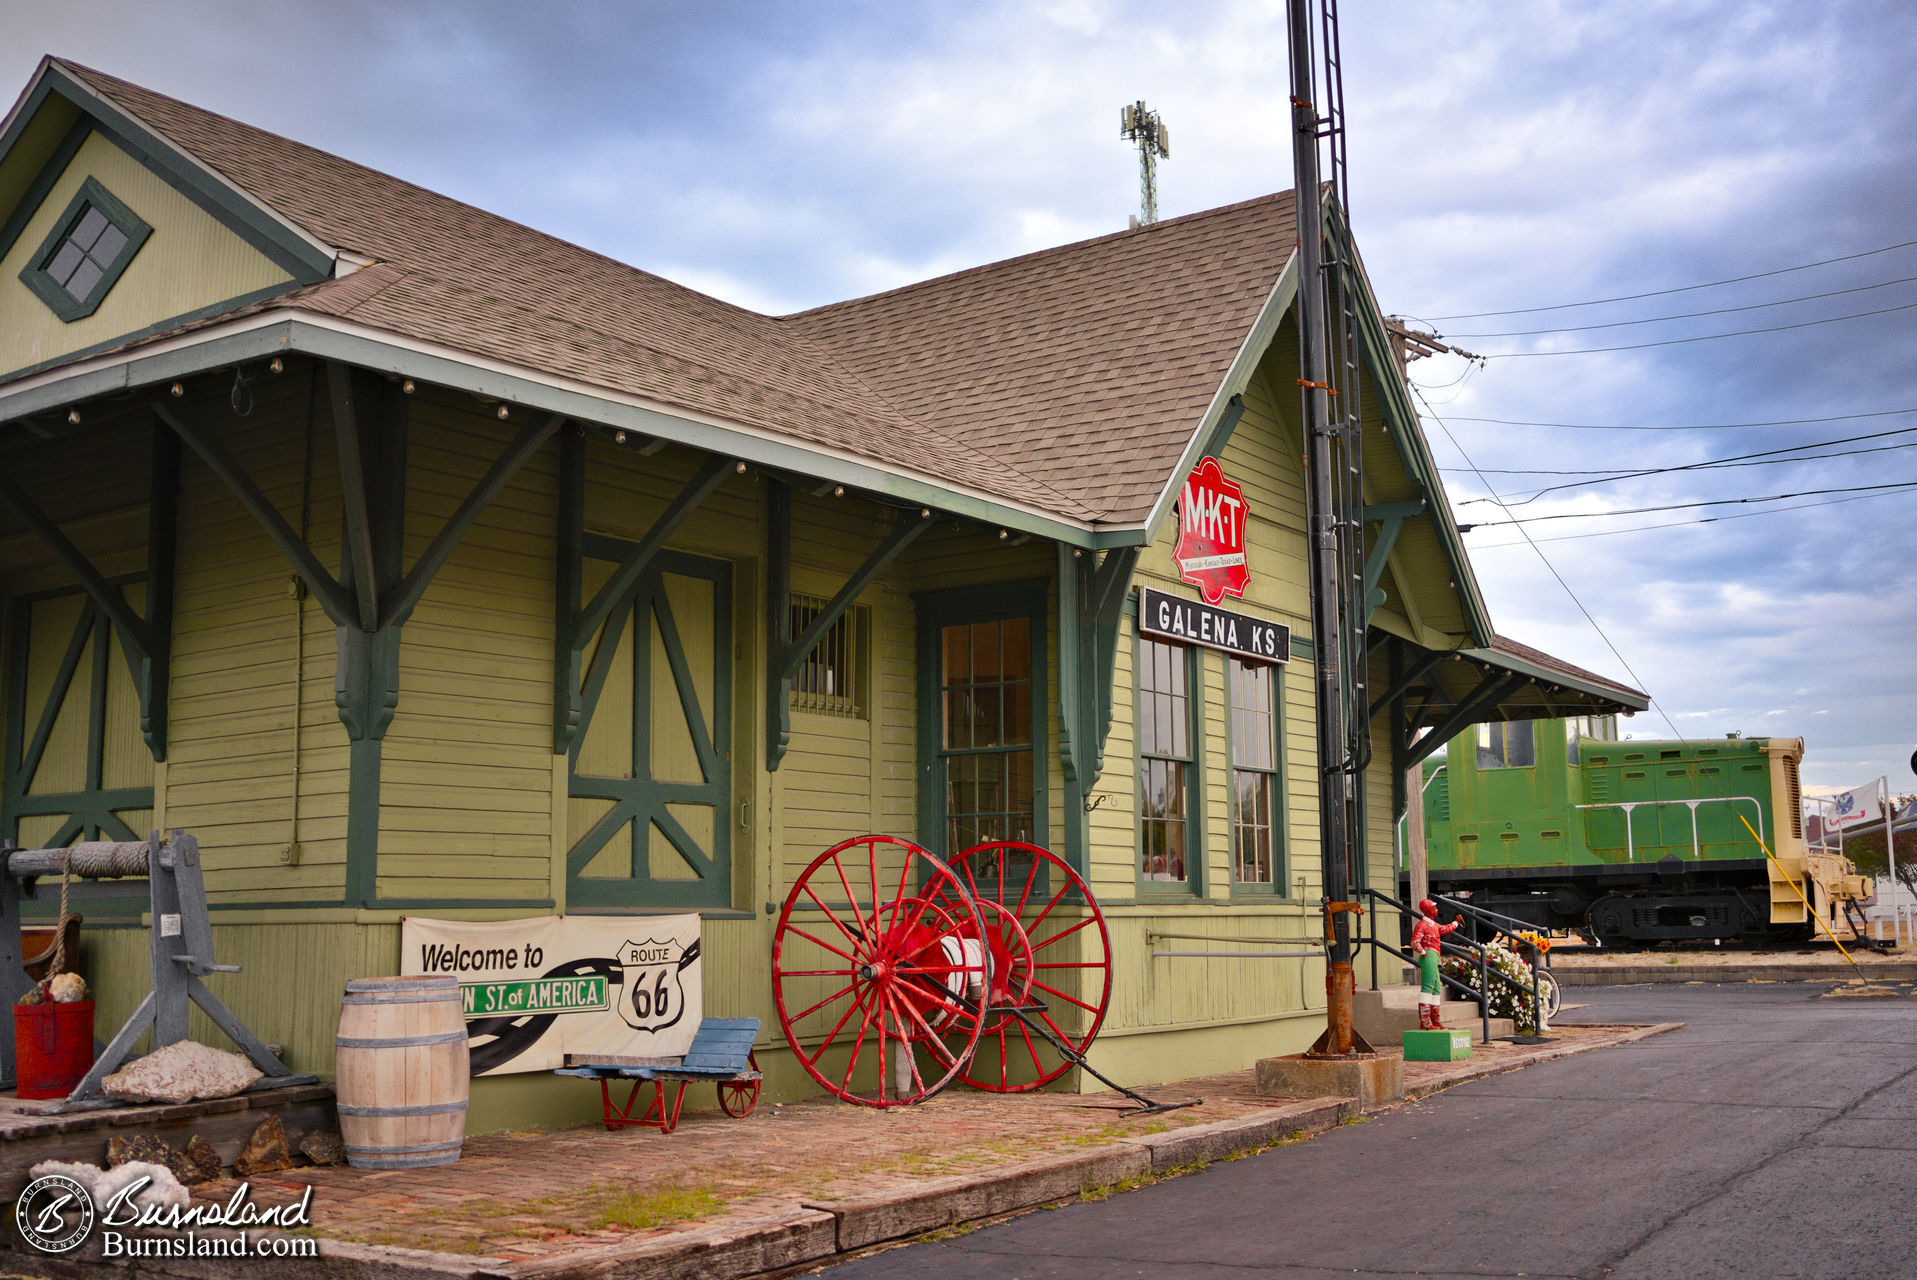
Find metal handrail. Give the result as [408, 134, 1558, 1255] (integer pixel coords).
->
[1571, 794, 1765, 863]
[1354, 884, 1549, 1042]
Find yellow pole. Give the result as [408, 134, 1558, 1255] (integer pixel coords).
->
[1738, 813, 1862, 973]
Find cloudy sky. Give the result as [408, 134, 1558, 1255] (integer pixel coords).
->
[7, 0, 1912, 794]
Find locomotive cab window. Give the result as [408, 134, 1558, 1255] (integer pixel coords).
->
[1476, 719, 1535, 769]
[1566, 714, 1616, 765]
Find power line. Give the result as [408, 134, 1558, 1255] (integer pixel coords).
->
[1423, 237, 1917, 321]
[1455, 479, 1917, 530]
[1445, 438, 1917, 476]
[1442, 271, 1917, 338]
[1412, 387, 1682, 740]
[1454, 427, 1917, 506]
[1466, 487, 1905, 549]
[1482, 296, 1917, 358]
[1443, 407, 1917, 432]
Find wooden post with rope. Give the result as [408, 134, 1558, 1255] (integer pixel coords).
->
[0, 831, 317, 1106]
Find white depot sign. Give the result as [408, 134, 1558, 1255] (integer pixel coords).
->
[400, 914, 702, 1075]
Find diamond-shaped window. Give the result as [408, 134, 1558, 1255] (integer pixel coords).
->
[20, 177, 151, 323]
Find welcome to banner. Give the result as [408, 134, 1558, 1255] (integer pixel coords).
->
[399, 915, 702, 1075]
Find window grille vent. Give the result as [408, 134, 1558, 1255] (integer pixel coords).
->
[789, 595, 868, 718]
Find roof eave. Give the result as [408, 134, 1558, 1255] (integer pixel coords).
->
[0, 309, 1105, 547]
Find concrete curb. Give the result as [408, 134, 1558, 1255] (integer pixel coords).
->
[29, 1027, 1671, 1280]
[1556, 963, 1917, 985]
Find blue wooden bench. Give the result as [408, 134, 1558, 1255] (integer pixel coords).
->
[555, 1017, 762, 1133]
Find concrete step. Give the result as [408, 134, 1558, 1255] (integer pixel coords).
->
[1352, 986, 1515, 1043]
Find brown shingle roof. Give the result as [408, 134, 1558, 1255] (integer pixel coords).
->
[1485, 633, 1647, 705]
[54, 59, 1100, 520]
[785, 194, 1297, 524]
[48, 60, 1308, 528]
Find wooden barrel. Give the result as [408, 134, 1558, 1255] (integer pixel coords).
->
[335, 976, 470, 1169]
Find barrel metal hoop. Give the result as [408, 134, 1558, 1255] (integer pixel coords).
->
[346, 1153, 463, 1169]
[345, 978, 459, 993]
[336, 1101, 469, 1117]
[344, 1140, 464, 1156]
[336, 1030, 470, 1049]
[341, 992, 462, 1005]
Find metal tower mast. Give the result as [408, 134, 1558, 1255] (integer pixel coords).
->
[1120, 100, 1170, 225]
[1288, 0, 1371, 1058]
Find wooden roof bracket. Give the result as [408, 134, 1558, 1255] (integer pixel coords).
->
[763, 480, 936, 771]
[0, 418, 175, 762]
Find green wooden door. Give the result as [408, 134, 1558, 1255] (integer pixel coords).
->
[567, 545, 731, 910]
[3, 583, 155, 849]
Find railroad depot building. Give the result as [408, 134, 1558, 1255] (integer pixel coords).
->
[0, 58, 1644, 1128]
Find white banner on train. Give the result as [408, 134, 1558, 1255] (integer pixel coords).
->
[400, 914, 701, 1076]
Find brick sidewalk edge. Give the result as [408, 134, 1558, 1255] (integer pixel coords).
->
[3, 1024, 1679, 1280]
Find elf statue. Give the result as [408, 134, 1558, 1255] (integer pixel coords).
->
[1411, 899, 1461, 1030]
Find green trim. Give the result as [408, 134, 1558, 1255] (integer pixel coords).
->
[1456, 644, 1649, 711]
[0, 282, 299, 386]
[42, 65, 333, 283]
[19, 176, 151, 323]
[913, 578, 1050, 859]
[1132, 632, 1205, 898]
[565, 548, 734, 912]
[1224, 654, 1286, 898]
[1, 581, 156, 847]
[0, 118, 90, 264]
[345, 737, 382, 907]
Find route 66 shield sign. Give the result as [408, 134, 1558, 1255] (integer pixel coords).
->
[1174, 457, 1250, 605]
[618, 937, 690, 1034]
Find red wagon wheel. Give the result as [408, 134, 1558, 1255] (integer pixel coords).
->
[930, 841, 1113, 1093]
[717, 1051, 762, 1117]
[772, 835, 992, 1108]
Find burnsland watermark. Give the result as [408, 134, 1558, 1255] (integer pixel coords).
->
[14, 1172, 319, 1259]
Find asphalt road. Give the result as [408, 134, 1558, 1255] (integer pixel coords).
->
[820, 982, 1917, 1279]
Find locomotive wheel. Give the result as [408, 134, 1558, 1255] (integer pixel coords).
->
[772, 835, 991, 1108]
[931, 841, 1113, 1093]
[717, 1052, 762, 1117]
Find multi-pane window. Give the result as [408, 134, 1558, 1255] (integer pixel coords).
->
[1566, 713, 1615, 765]
[1476, 719, 1536, 769]
[1138, 637, 1192, 883]
[939, 618, 1034, 851]
[1228, 658, 1281, 886]
[21, 179, 151, 322]
[789, 595, 867, 717]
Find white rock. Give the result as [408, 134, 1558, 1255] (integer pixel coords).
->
[28, 1159, 103, 1199]
[92, 1161, 189, 1213]
[102, 1040, 262, 1104]
[48, 972, 87, 1003]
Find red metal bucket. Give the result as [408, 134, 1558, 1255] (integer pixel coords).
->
[14, 1000, 95, 1099]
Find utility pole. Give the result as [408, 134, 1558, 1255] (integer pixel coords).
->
[1287, 0, 1365, 1057]
[1120, 100, 1170, 226]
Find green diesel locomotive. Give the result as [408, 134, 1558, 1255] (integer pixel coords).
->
[1404, 717, 1874, 946]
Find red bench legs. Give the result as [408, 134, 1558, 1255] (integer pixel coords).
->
[598, 1078, 690, 1133]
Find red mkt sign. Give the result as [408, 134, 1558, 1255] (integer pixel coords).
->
[1174, 457, 1250, 605]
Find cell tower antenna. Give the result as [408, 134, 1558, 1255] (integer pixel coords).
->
[1119, 100, 1171, 226]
